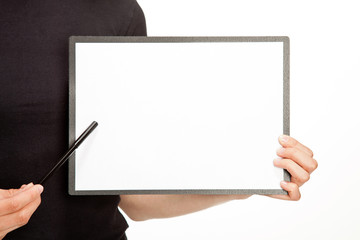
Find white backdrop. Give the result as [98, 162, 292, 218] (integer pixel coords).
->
[120, 1, 360, 239]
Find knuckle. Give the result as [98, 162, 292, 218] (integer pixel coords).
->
[283, 148, 296, 158]
[288, 182, 298, 192]
[307, 159, 318, 172]
[289, 186, 301, 201]
[290, 147, 298, 156]
[300, 173, 310, 183]
[17, 210, 30, 226]
[8, 198, 21, 212]
[6, 189, 16, 198]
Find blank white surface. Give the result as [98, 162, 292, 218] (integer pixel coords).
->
[75, 41, 284, 191]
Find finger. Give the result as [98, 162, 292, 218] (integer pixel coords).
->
[280, 181, 301, 200]
[278, 135, 314, 157]
[273, 158, 310, 186]
[277, 147, 318, 173]
[0, 195, 41, 232]
[268, 181, 301, 201]
[289, 176, 304, 187]
[0, 189, 19, 201]
[13, 183, 37, 196]
[0, 183, 34, 201]
[0, 184, 43, 216]
[0, 183, 32, 200]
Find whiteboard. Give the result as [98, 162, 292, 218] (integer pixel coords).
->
[69, 36, 290, 195]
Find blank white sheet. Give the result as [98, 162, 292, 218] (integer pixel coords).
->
[74, 40, 284, 192]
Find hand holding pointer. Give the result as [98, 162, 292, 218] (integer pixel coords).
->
[0, 121, 97, 239]
[0, 183, 43, 239]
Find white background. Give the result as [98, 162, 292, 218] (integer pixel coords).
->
[120, 0, 360, 239]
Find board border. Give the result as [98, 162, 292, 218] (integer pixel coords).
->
[68, 36, 290, 195]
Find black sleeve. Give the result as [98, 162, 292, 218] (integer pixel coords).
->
[125, 1, 147, 36]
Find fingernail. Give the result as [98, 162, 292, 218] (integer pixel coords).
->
[37, 185, 44, 194]
[280, 135, 289, 143]
[20, 184, 27, 189]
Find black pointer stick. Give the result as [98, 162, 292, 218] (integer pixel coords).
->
[38, 121, 98, 185]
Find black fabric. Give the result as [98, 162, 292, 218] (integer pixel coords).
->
[0, 0, 146, 239]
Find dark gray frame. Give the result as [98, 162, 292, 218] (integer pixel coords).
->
[69, 36, 290, 195]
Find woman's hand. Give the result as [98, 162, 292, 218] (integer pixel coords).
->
[119, 135, 318, 221]
[270, 135, 318, 201]
[0, 183, 43, 239]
